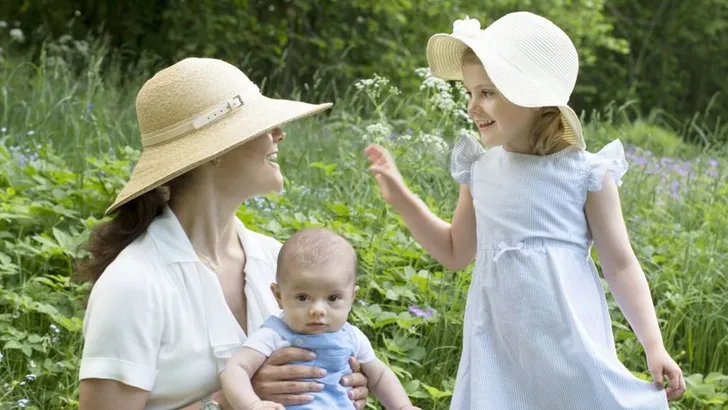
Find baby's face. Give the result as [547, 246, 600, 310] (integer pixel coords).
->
[272, 264, 358, 335]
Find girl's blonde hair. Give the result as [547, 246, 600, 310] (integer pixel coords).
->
[461, 48, 565, 156]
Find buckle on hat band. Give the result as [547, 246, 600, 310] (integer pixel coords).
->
[142, 91, 255, 148]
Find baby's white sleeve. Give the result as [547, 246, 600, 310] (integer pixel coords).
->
[242, 328, 288, 357]
[351, 326, 376, 364]
[79, 263, 163, 391]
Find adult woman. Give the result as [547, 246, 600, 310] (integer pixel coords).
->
[76, 57, 370, 410]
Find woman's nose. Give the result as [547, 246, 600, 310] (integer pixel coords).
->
[272, 128, 286, 143]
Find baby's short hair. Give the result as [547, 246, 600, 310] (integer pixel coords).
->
[276, 227, 357, 284]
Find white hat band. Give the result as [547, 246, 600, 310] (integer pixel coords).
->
[142, 83, 262, 147]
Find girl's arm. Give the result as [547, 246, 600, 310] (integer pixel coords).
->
[365, 144, 477, 271]
[390, 185, 477, 271]
[585, 174, 685, 399]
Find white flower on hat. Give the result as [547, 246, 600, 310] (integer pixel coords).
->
[452, 16, 481, 39]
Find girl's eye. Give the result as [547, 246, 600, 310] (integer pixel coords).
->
[481, 90, 493, 98]
[295, 294, 309, 302]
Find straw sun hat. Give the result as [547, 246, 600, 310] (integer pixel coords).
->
[426, 11, 585, 150]
[105, 57, 332, 215]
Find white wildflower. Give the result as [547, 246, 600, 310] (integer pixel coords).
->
[27, 130, 35, 136]
[361, 122, 393, 145]
[419, 132, 450, 155]
[354, 74, 391, 101]
[50, 324, 61, 334]
[25, 374, 36, 382]
[9, 28, 24, 43]
[0, 21, 7, 29]
[17, 399, 30, 408]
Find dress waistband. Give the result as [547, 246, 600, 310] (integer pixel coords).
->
[479, 237, 589, 262]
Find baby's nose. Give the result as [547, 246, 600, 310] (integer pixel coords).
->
[310, 301, 327, 316]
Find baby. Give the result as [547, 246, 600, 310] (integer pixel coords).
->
[221, 227, 420, 410]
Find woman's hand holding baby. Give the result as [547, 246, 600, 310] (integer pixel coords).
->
[245, 400, 284, 410]
[251, 347, 369, 408]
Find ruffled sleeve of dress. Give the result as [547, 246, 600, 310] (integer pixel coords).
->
[450, 131, 487, 185]
[586, 139, 629, 192]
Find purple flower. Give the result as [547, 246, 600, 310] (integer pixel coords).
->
[670, 180, 681, 200]
[409, 305, 434, 318]
[709, 158, 719, 168]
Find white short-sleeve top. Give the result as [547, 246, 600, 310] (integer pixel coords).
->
[79, 206, 283, 410]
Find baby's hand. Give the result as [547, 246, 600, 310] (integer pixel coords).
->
[646, 347, 686, 400]
[246, 400, 285, 410]
[364, 144, 409, 207]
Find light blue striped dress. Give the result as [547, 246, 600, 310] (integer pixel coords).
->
[448, 134, 669, 409]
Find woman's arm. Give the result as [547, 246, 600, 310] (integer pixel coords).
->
[79, 379, 231, 410]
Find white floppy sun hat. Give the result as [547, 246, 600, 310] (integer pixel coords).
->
[426, 11, 585, 150]
[105, 57, 332, 215]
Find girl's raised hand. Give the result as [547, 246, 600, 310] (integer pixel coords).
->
[364, 144, 409, 208]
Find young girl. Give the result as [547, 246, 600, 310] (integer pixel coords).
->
[365, 11, 685, 410]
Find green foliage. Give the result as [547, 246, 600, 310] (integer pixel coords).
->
[1, 43, 728, 410]
[3, 0, 725, 131]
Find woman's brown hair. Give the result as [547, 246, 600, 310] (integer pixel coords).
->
[74, 187, 169, 284]
[461, 48, 566, 156]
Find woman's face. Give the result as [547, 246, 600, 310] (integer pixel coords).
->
[221, 127, 286, 197]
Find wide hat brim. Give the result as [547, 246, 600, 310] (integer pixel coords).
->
[426, 33, 585, 150]
[106, 96, 332, 215]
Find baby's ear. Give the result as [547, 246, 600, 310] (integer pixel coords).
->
[352, 285, 360, 300]
[270, 283, 284, 309]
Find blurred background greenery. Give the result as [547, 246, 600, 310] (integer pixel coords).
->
[1, 0, 726, 144]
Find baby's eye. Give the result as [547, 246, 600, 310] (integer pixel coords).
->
[328, 295, 341, 302]
[295, 294, 309, 302]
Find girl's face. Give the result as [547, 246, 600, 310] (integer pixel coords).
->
[462, 61, 538, 153]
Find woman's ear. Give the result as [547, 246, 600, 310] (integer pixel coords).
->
[270, 283, 284, 310]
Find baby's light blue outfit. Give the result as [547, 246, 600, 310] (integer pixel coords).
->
[448, 135, 669, 410]
[261, 315, 358, 410]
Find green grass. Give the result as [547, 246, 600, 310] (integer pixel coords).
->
[1, 37, 728, 410]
